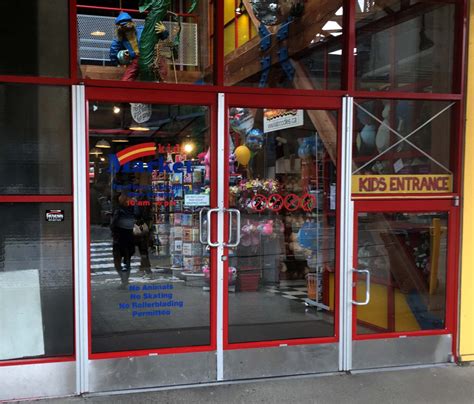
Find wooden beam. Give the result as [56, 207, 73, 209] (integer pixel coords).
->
[292, 61, 338, 165]
[80, 65, 203, 83]
[224, 0, 343, 86]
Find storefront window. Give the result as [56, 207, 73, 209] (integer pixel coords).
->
[352, 99, 454, 195]
[227, 107, 337, 343]
[77, 1, 213, 85]
[356, 212, 448, 334]
[0, 1, 70, 78]
[0, 84, 72, 195]
[223, 2, 342, 90]
[355, 0, 456, 93]
[88, 101, 212, 353]
[0, 203, 74, 361]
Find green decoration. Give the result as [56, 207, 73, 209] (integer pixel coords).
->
[138, 0, 171, 81]
[138, 0, 200, 82]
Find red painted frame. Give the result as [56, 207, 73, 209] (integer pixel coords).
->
[223, 93, 342, 350]
[352, 199, 460, 358]
[0, 0, 466, 368]
[85, 87, 219, 360]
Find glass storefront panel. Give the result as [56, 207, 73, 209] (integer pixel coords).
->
[88, 101, 212, 353]
[224, 2, 342, 90]
[78, 1, 214, 85]
[355, 0, 456, 93]
[0, 1, 70, 78]
[356, 212, 447, 335]
[227, 107, 337, 343]
[0, 203, 74, 361]
[352, 99, 454, 194]
[0, 84, 72, 195]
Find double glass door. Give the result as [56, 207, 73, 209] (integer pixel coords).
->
[83, 88, 456, 392]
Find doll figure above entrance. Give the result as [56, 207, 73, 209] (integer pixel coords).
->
[227, 107, 338, 344]
[77, 1, 213, 84]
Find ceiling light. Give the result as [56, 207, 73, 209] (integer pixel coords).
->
[92, 104, 98, 112]
[183, 142, 195, 154]
[129, 126, 150, 131]
[113, 106, 121, 114]
[91, 31, 106, 37]
[112, 138, 130, 143]
[335, 7, 343, 16]
[96, 139, 111, 148]
[90, 147, 103, 156]
[322, 21, 343, 31]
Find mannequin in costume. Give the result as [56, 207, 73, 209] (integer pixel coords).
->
[110, 12, 144, 81]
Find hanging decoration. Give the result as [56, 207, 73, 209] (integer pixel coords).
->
[235, 145, 252, 166]
[251, 0, 305, 26]
[229, 108, 254, 136]
[246, 128, 264, 151]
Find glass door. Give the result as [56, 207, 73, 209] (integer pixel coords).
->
[85, 88, 218, 391]
[351, 200, 458, 369]
[222, 94, 342, 379]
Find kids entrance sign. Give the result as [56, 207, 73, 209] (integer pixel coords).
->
[352, 174, 453, 194]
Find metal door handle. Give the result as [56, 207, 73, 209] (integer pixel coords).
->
[206, 208, 221, 247]
[198, 208, 209, 245]
[224, 208, 241, 248]
[352, 269, 371, 306]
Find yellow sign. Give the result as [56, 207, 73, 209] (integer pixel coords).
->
[352, 174, 453, 194]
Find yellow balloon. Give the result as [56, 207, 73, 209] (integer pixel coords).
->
[235, 145, 251, 166]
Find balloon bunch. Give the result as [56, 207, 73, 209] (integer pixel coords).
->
[229, 108, 266, 165]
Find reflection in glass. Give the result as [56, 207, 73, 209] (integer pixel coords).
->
[89, 102, 211, 353]
[78, 1, 213, 85]
[0, 84, 72, 195]
[356, 0, 455, 93]
[356, 212, 447, 334]
[0, 1, 70, 77]
[224, 2, 342, 89]
[352, 99, 453, 176]
[0, 204, 73, 361]
[227, 107, 337, 343]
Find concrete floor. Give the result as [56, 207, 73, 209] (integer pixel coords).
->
[17, 364, 474, 404]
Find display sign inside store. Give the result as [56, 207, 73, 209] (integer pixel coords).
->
[352, 174, 453, 194]
[263, 109, 304, 133]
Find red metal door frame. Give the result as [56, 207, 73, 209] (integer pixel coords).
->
[85, 86, 219, 359]
[223, 93, 343, 350]
[352, 198, 460, 356]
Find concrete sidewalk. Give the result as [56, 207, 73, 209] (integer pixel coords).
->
[18, 364, 474, 404]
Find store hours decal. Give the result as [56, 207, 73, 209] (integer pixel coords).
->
[118, 284, 184, 318]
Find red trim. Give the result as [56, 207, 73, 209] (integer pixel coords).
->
[350, 91, 462, 101]
[85, 88, 218, 359]
[352, 199, 458, 344]
[76, 4, 197, 18]
[0, 195, 73, 203]
[226, 337, 338, 350]
[0, 76, 74, 86]
[90, 345, 213, 360]
[225, 93, 341, 110]
[69, 0, 78, 81]
[0, 356, 75, 367]
[343, 0, 355, 91]
[222, 94, 342, 349]
[215, 0, 224, 86]
[355, 329, 450, 341]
